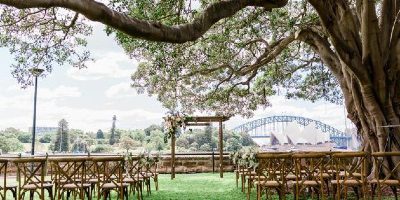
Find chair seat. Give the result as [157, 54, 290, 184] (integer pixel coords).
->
[254, 180, 281, 187]
[123, 178, 143, 183]
[101, 182, 129, 189]
[88, 178, 98, 183]
[286, 174, 298, 180]
[0, 185, 17, 190]
[331, 179, 363, 186]
[293, 180, 321, 186]
[60, 183, 91, 189]
[339, 171, 362, 177]
[22, 183, 53, 190]
[368, 179, 400, 185]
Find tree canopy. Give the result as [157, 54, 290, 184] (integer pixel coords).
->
[2, 0, 400, 160]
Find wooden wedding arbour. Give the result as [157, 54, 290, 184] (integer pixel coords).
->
[169, 116, 229, 179]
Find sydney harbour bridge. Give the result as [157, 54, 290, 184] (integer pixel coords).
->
[232, 115, 352, 147]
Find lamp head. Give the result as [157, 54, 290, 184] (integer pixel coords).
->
[29, 68, 45, 77]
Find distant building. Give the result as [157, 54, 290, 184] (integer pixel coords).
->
[28, 127, 58, 136]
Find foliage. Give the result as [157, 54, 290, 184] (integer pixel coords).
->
[16, 132, 31, 143]
[163, 112, 191, 143]
[110, 115, 117, 145]
[119, 136, 140, 152]
[53, 119, 70, 152]
[144, 125, 162, 136]
[39, 133, 53, 143]
[71, 137, 88, 153]
[103, 1, 340, 117]
[96, 129, 104, 139]
[0, 128, 31, 143]
[0, 7, 92, 87]
[0, 136, 23, 153]
[138, 151, 160, 167]
[175, 127, 256, 152]
[91, 144, 113, 153]
[230, 146, 259, 169]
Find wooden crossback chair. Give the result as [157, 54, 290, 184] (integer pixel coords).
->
[50, 157, 91, 200]
[292, 152, 328, 200]
[93, 156, 128, 200]
[85, 158, 99, 195]
[331, 152, 367, 200]
[13, 157, 53, 200]
[370, 152, 400, 200]
[0, 159, 17, 200]
[255, 153, 292, 200]
[124, 155, 143, 200]
[141, 156, 159, 193]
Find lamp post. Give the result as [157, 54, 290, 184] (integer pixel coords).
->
[29, 68, 44, 156]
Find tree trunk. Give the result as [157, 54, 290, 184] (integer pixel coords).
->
[341, 63, 400, 178]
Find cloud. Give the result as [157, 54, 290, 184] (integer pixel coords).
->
[67, 52, 137, 80]
[40, 86, 81, 99]
[105, 82, 137, 98]
[0, 84, 165, 131]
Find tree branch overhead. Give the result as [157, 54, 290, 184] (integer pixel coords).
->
[0, 0, 288, 43]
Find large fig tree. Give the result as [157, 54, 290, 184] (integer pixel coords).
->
[1, 0, 400, 172]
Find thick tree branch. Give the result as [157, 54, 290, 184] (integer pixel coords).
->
[307, 0, 370, 84]
[296, 29, 341, 77]
[0, 0, 287, 43]
[380, 0, 400, 57]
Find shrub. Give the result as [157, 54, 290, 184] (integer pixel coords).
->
[91, 145, 112, 153]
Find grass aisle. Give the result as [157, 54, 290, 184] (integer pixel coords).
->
[143, 173, 254, 200]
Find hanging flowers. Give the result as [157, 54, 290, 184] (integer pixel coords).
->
[163, 112, 191, 143]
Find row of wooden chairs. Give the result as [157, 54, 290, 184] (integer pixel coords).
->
[0, 155, 159, 200]
[235, 151, 400, 200]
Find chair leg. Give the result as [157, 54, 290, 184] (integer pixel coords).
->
[353, 186, 359, 200]
[391, 186, 398, 200]
[49, 188, 54, 200]
[236, 172, 239, 188]
[30, 191, 34, 200]
[154, 176, 159, 191]
[241, 174, 245, 192]
[247, 178, 251, 200]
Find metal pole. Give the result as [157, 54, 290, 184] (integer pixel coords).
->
[31, 76, 38, 156]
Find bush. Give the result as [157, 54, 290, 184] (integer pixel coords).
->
[39, 133, 54, 143]
[0, 136, 23, 153]
[17, 132, 32, 143]
[96, 139, 108, 145]
[91, 145, 112, 153]
[199, 144, 211, 152]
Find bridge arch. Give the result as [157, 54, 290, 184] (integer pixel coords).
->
[232, 115, 351, 147]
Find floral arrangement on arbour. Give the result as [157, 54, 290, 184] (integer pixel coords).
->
[163, 111, 192, 143]
[229, 147, 259, 169]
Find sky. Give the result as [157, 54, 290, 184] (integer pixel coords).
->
[0, 23, 353, 133]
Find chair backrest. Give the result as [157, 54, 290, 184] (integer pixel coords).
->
[13, 157, 48, 199]
[371, 152, 400, 181]
[0, 159, 8, 199]
[50, 157, 88, 188]
[256, 153, 292, 185]
[93, 156, 125, 186]
[125, 155, 142, 181]
[292, 152, 328, 189]
[141, 155, 159, 177]
[85, 157, 98, 181]
[332, 152, 367, 183]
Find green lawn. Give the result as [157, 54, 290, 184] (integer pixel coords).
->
[142, 173, 253, 200]
[5, 173, 396, 199]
